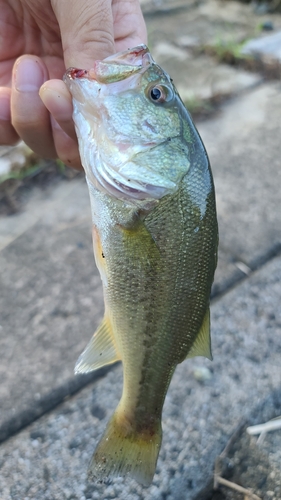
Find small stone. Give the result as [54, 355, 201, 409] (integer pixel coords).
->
[193, 367, 212, 382]
[90, 404, 106, 420]
[29, 430, 45, 441]
[261, 21, 274, 31]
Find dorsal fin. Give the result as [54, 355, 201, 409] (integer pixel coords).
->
[75, 316, 121, 374]
[186, 308, 212, 361]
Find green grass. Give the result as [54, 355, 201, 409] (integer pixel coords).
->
[0, 163, 43, 184]
[0, 159, 67, 185]
[207, 36, 251, 64]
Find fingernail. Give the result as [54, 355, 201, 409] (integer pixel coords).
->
[15, 58, 45, 92]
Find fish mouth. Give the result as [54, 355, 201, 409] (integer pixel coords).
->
[64, 44, 153, 84]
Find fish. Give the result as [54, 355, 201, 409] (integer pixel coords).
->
[63, 44, 218, 487]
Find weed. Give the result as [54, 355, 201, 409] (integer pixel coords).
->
[203, 37, 252, 65]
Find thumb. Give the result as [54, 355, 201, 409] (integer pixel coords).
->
[51, 0, 115, 69]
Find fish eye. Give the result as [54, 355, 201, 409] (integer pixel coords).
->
[150, 87, 162, 101]
[147, 84, 173, 104]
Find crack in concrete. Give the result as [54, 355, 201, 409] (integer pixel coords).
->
[0, 367, 111, 445]
[212, 242, 281, 301]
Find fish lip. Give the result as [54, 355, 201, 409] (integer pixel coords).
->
[64, 45, 153, 85]
[102, 44, 151, 65]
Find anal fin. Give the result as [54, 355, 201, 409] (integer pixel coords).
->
[75, 316, 121, 374]
[186, 308, 212, 361]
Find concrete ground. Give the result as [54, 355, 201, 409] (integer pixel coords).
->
[0, 1, 281, 499]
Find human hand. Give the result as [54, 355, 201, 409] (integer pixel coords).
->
[0, 0, 146, 169]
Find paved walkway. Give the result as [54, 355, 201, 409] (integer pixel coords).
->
[0, 1, 281, 499]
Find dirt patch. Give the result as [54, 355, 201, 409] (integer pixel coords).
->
[0, 160, 82, 216]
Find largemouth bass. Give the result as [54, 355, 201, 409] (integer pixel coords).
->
[64, 45, 218, 486]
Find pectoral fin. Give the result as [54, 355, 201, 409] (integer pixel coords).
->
[120, 217, 161, 265]
[186, 308, 212, 361]
[75, 316, 121, 374]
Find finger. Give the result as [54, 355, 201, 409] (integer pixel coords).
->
[52, 0, 115, 68]
[51, 116, 82, 170]
[39, 79, 77, 141]
[113, 0, 147, 51]
[0, 87, 19, 145]
[11, 56, 57, 158]
[39, 79, 82, 170]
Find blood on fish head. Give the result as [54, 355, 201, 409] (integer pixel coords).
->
[66, 68, 88, 80]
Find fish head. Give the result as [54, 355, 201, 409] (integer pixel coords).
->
[64, 45, 190, 203]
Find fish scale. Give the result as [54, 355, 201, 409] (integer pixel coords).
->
[64, 44, 218, 486]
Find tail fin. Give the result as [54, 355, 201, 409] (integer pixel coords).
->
[88, 410, 162, 487]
